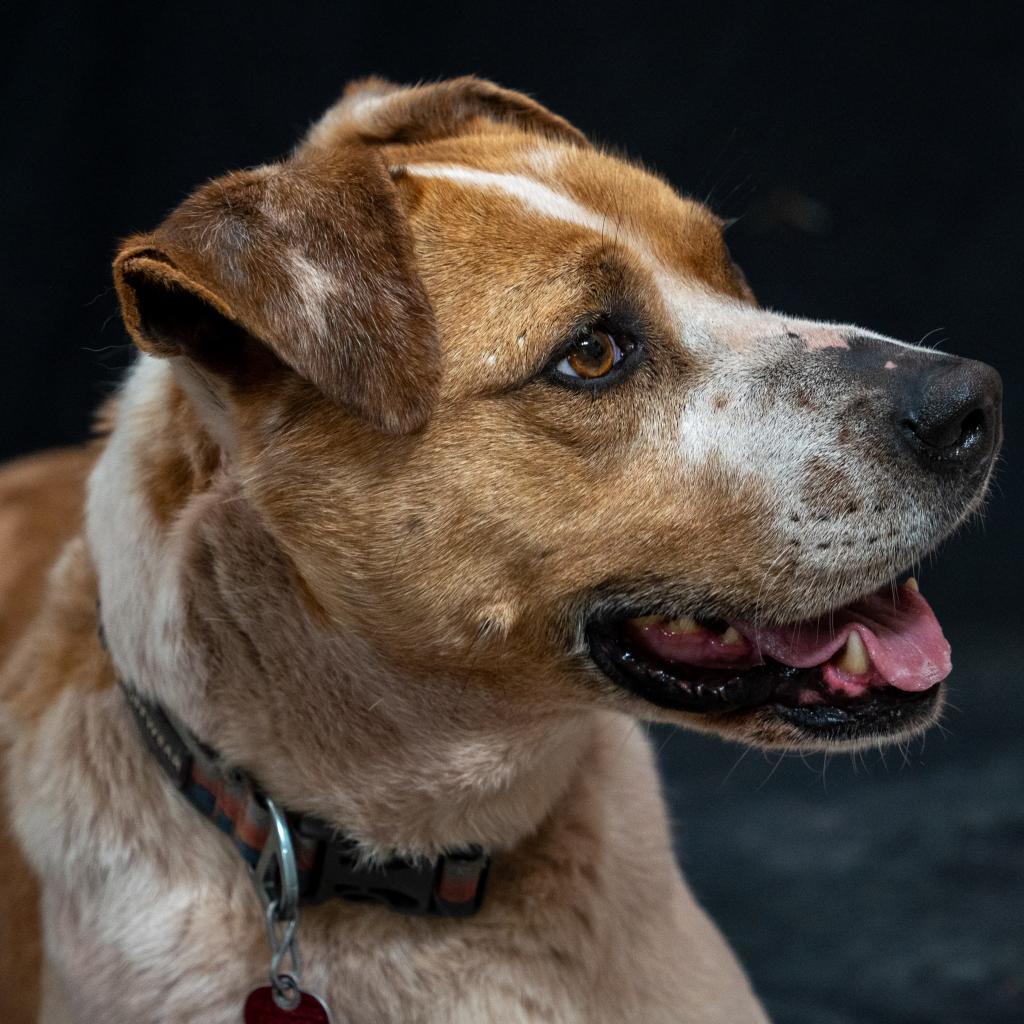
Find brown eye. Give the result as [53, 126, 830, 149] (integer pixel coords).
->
[558, 329, 623, 380]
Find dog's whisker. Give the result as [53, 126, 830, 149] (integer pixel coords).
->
[720, 744, 754, 788]
[755, 752, 787, 791]
[915, 326, 947, 349]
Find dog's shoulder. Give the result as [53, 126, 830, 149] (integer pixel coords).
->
[0, 446, 94, 653]
[0, 443, 112, 723]
[0, 441, 116, 1024]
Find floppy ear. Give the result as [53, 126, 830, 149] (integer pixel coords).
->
[113, 146, 438, 434]
[303, 75, 589, 151]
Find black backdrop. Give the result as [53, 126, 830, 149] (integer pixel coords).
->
[3, 4, 1022, 1022]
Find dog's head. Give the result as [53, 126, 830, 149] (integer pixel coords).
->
[114, 77, 1001, 753]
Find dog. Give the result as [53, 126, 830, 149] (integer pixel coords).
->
[0, 76, 1001, 1023]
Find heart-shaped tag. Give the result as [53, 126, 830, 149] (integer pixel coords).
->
[244, 985, 334, 1023]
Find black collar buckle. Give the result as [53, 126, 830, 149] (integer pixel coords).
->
[298, 818, 490, 918]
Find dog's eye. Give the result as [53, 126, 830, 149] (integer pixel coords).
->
[556, 329, 625, 381]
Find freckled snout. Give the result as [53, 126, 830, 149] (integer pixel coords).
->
[898, 358, 1002, 474]
[832, 336, 1003, 479]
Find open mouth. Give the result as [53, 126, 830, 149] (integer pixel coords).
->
[586, 580, 950, 740]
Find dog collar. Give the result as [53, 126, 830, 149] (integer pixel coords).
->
[120, 683, 490, 918]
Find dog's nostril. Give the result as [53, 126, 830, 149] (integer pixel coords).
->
[903, 405, 987, 451]
[958, 407, 988, 446]
[898, 358, 1001, 471]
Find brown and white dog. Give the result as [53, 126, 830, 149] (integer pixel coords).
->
[0, 77, 1002, 1023]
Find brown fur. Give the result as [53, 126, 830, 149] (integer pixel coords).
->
[0, 76, 994, 1023]
[0, 447, 103, 1024]
[115, 145, 440, 434]
[307, 75, 589, 150]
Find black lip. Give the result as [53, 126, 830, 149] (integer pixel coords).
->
[586, 618, 941, 738]
[587, 620, 780, 712]
[774, 686, 941, 740]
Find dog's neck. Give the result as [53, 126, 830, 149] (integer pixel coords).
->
[86, 358, 593, 860]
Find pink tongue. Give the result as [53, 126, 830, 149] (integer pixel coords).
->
[736, 586, 951, 692]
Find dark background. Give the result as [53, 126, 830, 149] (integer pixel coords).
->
[3, 3, 1021, 1021]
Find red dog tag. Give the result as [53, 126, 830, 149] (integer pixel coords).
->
[244, 986, 334, 1023]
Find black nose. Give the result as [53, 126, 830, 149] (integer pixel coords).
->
[899, 358, 1002, 473]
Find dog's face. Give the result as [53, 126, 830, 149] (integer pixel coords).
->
[115, 78, 1001, 753]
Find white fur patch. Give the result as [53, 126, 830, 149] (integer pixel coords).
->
[345, 90, 389, 121]
[304, 86, 393, 150]
[284, 249, 334, 341]
[406, 164, 610, 236]
[85, 357, 208, 727]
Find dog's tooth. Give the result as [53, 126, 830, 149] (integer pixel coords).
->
[904, 577, 919, 593]
[631, 615, 666, 628]
[837, 632, 870, 676]
[665, 615, 702, 635]
[720, 626, 744, 646]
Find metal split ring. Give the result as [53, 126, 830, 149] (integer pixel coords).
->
[270, 971, 302, 1011]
